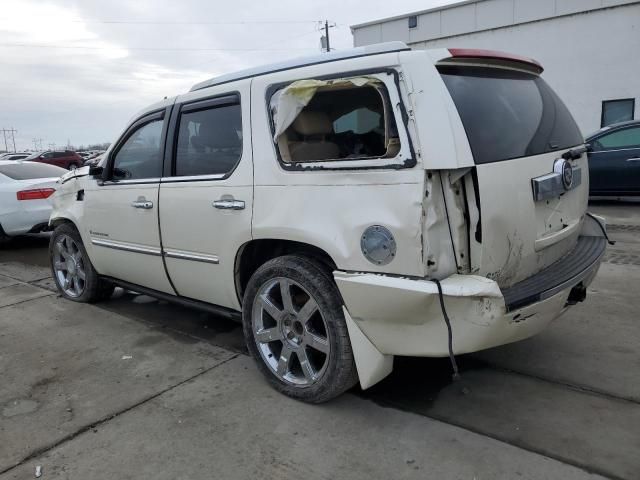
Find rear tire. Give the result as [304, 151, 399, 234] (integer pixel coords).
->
[243, 255, 358, 403]
[49, 223, 114, 302]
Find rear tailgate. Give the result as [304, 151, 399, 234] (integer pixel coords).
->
[439, 61, 588, 288]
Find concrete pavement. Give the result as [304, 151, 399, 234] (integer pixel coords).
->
[0, 288, 603, 480]
[0, 201, 638, 479]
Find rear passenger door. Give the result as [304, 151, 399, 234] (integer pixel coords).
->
[159, 83, 252, 310]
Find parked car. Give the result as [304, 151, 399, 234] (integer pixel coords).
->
[83, 153, 105, 167]
[586, 120, 640, 196]
[49, 43, 607, 402]
[0, 161, 66, 243]
[0, 153, 31, 161]
[25, 150, 84, 170]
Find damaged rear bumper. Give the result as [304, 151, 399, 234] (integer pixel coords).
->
[335, 214, 607, 389]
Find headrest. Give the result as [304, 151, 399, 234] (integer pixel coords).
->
[197, 116, 241, 149]
[292, 111, 333, 136]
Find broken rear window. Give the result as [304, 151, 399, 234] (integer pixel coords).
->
[271, 78, 401, 163]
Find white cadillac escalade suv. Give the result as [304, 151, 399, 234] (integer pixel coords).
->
[50, 43, 607, 403]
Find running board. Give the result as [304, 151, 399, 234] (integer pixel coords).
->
[102, 276, 242, 322]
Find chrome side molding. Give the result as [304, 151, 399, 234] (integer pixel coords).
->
[91, 238, 162, 256]
[163, 250, 220, 264]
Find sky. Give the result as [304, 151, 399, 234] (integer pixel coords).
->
[0, 0, 457, 151]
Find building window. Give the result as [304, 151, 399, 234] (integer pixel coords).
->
[601, 99, 635, 127]
[408, 16, 418, 29]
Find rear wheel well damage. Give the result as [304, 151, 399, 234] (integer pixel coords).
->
[50, 217, 76, 230]
[235, 239, 337, 302]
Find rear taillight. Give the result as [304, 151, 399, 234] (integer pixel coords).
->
[16, 188, 56, 201]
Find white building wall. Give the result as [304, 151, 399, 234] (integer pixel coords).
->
[353, 1, 640, 135]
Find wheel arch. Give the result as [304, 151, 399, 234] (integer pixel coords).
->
[234, 239, 337, 303]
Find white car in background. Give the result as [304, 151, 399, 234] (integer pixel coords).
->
[0, 152, 31, 161]
[0, 160, 66, 243]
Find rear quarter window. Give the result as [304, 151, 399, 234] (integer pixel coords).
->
[439, 66, 583, 164]
[0, 162, 67, 180]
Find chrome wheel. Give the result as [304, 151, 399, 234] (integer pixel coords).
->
[252, 277, 331, 387]
[52, 234, 86, 297]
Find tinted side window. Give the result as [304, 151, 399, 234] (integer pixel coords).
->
[112, 119, 164, 180]
[175, 103, 242, 177]
[593, 126, 640, 151]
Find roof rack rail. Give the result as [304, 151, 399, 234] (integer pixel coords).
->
[190, 41, 410, 92]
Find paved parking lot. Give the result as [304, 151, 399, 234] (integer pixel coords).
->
[0, 202, 638, 480]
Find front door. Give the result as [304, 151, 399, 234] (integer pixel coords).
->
[83, 108, 174, 294]
[159, 86, 252, 310]
[589, 125, 640, 195]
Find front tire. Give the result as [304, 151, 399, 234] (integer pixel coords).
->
[49, 223, 114, 302]
[242, 255, 358, 403]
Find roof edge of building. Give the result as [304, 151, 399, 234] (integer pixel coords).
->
[350, 0, 640, 31]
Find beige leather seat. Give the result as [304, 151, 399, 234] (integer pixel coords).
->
[289, 111, 340, 162]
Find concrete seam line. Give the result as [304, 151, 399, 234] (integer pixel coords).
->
[477, 360, 640, 406]
[0, 293, 56, 310]
[0, 353, 240, 476]
[366, 396, 627, 480]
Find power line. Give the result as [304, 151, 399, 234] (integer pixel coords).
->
[70, 19, 319, 25]
[0, 43, 315, 52]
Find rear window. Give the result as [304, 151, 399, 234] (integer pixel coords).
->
[439, 66, 583, 164]
[0, 162, 66, 180]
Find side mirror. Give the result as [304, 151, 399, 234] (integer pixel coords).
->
[89, 166, 104, 177]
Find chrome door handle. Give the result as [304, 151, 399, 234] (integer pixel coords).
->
[213, 199, 245, 210]
[131, 199, 153, 209]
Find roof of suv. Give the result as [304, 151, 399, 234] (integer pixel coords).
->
[190, 41, 410, 92]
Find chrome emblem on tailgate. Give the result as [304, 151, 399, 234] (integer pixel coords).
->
[532, 159, 581, 201]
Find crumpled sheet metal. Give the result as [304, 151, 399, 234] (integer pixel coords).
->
[272, 77, 382, 141]
[334, 272, 503, 299]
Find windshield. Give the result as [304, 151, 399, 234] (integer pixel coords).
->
[439, 66, 583, 164]
[0, 162, 66, 180]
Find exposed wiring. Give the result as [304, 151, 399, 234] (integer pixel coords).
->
[432, 278, 460, 381]
[586, 212, 616, 245]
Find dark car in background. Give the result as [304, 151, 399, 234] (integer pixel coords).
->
[586, 120, 640, 197]
[24, 150, 84, 170]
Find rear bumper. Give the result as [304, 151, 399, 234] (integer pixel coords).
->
[0, 203, 53, 236]
[335, 215, 607, 388]
[502, 235, 606, 311]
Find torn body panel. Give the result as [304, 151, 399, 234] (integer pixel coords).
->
[335, 216, 606, 389]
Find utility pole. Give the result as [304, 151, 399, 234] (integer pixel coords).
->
[324, 20, 330, 52]
[319, 20, 335, 53]
[33, 138, 43, 151]
[1, 128, 17, 152]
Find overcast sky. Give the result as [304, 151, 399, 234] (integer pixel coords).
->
[0, 0, 458, 151]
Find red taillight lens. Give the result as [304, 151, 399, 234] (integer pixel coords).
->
[16, 188, 56, 201]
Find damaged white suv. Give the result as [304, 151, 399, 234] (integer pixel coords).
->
[50, 42, 607, 403]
